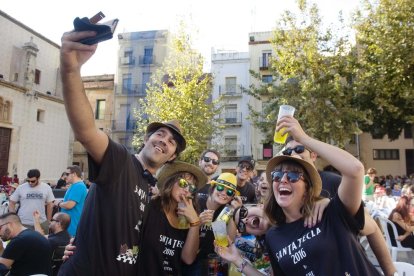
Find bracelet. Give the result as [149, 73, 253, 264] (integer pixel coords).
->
[237, 258, 248, 273]
[189, 220, 201, 227]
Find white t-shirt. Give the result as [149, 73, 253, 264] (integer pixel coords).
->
[9, 182, 55, 225]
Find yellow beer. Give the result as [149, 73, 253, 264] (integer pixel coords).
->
[274, 127, 288, 144]
[215, 234, 229, 247]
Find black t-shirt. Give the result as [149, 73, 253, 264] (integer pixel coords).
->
[139, 198, 189, 275]
[265, 197, 380, 276]
[48, 230, 71, 252]
[319, 170, 341, 199]
[3, 229, 52, 276]
[237, 182, 257, 204]
[59, 139, 150, 276]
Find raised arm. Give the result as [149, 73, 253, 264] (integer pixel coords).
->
[277, 116, 365, 215]
[60, 30, 109, 164]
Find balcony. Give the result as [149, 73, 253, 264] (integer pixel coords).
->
[220, 112, 242, 126]
[221, 144, 246, 160]
[111, 119, 137, 132]
[259, 57, 270, 70]
[121, 84, 147, 97]
[138, 55, 155, 66]
[120, 56, 135, 66]
[219, 84, 242, 97]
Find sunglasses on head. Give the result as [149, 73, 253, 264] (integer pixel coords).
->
[178, 178, 197, 194]
[271, 171, 304, 183]
[216, 184, 235, 197]
[203, 156, 220, 165]
[282, 145, 306, 156]
[239, 164, 253, 171]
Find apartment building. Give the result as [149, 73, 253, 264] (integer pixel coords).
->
[0, 10, 71, 183]
[211, 49, 252, 172]
[72, 75, 115, 179]
[113, 30, 170, 152]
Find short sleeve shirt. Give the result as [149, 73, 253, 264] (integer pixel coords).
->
[265, 197, 380, 276]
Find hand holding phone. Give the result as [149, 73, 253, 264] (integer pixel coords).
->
[73, 12, 119, 45]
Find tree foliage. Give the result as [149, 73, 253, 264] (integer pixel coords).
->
[132, 24, 221, 164]
[247, 0, 362, 147]
[353, 0, 414, 140]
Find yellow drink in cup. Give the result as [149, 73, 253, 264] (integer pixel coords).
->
[215, 233, 229, 247]
[274, 105, 295, 144]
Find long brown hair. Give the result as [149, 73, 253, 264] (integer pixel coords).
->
[389, 195, 411, 224]
[264, 160, 320, 225]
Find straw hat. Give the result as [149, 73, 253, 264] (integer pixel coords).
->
[266, 155, 322, 197]
[210, 172, 240, 196]
[156, 161, 207, 190]
[146, 120, 186, 154]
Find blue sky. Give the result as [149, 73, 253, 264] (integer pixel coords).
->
[2, 0, 361, 75]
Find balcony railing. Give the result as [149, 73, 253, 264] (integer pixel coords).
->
[259, 57, 270, 70]
[219, 84, 242, 96]
[112, 119, 137, 132]
[219, 112, 242, 125]
[222, 144, 246, 159]
[120, 56, 135, 65]
[138, 55, 155, 65]
[121, 84, 147, 97]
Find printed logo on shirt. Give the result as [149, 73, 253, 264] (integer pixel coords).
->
[160, 235, 185, 272]
[26, 193, 44, 200]
[275, 227, 321, 264]
[116, 244, 138, 265]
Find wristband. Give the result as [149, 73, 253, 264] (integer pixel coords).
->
[237, 258, 248, 273]
[189, 220, 201, 227]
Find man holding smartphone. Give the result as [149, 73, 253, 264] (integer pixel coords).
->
[58, 22, 186, 275]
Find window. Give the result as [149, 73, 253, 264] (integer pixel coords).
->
[224, 136, 237, 156]
[225, 77, 237, 93]
[143, 47, 153, 64]
[260, 51, 271, 69]
[263, 143, 273, 160]
[95, 100, 106, 120]
[37, 109, 45, 122]
[373, 149, 399, 160]
[122, 73, 132, 94]
[224, 104, 237, 123]
[35, 69, 41, 84]
[262, 75, 273, 83]
[404, 125, 413, 139]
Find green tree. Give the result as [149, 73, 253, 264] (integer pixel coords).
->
[247, 0, 363, 147]
[132, 25, 221, 164]
[353, 0, 414, 140]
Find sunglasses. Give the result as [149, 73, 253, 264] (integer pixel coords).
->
[203, 156, 220, 165]
[239, 164, 253, 171]
[178, 178, 197, 194]
[51, 218, 60, 223]
[282, 145, 306, 156]
[216, 184, 235, 197]
[271, 171, 304, 183]
[64, 172, 71, 176]
[237, 205, 248, 233]
[28, 179, 37, 183]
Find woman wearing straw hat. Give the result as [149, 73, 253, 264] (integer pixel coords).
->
[262, 116, 381, 275]
[138, 161, 207, 275]
[183, 172, 242, 275]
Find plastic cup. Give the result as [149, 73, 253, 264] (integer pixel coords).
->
[177, 202, 189, 229]
[274, 105, 295, 144]
[212, 221, 228, 247]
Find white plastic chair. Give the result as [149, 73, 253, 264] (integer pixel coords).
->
[393, 261, 414, 276]
[377, 216, 413, 261]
